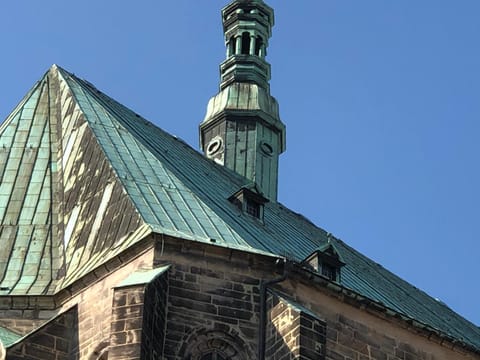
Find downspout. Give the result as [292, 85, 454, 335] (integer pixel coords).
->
[258, 258, 288, 360]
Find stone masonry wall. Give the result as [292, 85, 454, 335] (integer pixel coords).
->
[7, 306, 79, 360]
[59, 248, 154, 359]
[161, 257, 264, 360]
[266, 293, 298, 360]
[266, 292, 326, 360]
[0, 298, 55, 335]
[0, 317, 46, 336]
[153, 243, 480, 360]
[0, 248, 154, 359]
[141, 270, 169, 359]
[109, 285, 146, 360]
[325, 314, 464, 360]
[281, 279, 480, 360]
[3, 238, 477, 360]
[299, 313, 326, 359]
[108, 269, 170, 360]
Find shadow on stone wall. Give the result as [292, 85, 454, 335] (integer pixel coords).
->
[7, 306, 79, 359]
[266, 292, 326, 360]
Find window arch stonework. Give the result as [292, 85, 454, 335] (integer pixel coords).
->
[179, 329, 252, 360]
[88, 340, 110, 360]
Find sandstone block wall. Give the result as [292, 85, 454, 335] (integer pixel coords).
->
[326, 314, 445, 360]
[7, 306, 78, 359]
[266, 293, 326, 360]
[141, 271, 169, 359]
[286, 279, 479, 360]
[109, 285, 146, 360]
[162, 261, 261, 360]
[2, 243, 478, 360]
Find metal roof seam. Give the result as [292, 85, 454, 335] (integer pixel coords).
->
[11, 66, 474, 350]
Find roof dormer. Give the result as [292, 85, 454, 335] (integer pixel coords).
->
[229, 184, 269, 221]
[303, 240, 346, 283]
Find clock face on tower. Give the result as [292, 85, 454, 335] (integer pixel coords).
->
[260, 141, 274, 156]
[206, 136, 223, 158]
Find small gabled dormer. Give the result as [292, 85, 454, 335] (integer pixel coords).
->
[229, 184, 269, 221]
[303, 240, 346, 283]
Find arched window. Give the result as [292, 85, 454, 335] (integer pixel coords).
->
[241, 32, 250, 55]
[229, 36, 236, 56]
[89, 341, 109, 360]
[255, 36, 264, 56]
[180, 330, 252, 360]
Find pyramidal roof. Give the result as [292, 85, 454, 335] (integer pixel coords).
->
[1, 65, 479, 350]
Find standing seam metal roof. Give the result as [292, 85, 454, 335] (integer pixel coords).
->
[57, 66, 480, 350]
[0, 65, 479, 351]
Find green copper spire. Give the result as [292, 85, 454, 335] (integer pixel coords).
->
[200, 0, 286, 201]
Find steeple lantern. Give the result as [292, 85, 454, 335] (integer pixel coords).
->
[200, 0, 286, 202]
[220, 0, 274, 91]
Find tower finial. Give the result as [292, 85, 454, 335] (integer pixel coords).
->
[200, 0, 286, 202]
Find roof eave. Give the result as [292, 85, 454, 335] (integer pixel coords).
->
[292, 263, 480, 355]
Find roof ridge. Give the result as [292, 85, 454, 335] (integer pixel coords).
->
[37, 67, 149, 292]
[56, 70, 262, 252]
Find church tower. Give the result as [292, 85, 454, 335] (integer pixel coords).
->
[200, 0, 286, 201]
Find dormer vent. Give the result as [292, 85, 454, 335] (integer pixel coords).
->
[229, 186, 269, 221]
[303, 242, 346, 283]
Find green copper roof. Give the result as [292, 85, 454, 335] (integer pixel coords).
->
[0, 76, 63, 295]
[0, 65, 479, 351]
[115, 265, 170, 288]
[0, 326, 21, 347]
[0, 66, 147, 294]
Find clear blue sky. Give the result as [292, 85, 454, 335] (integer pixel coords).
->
[1, 1, 479, 325]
